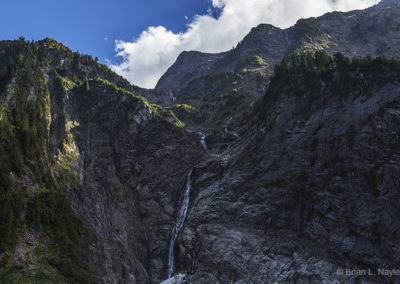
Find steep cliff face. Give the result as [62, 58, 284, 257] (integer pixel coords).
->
[0, 39, 202, 283]
[309, 0, 400, 58]
[1, 1, 400, 284]
[62, 80, 202, 283]
[175, 55, 400, 283]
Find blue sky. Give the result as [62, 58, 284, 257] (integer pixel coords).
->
[0, 0, 211, 63]
[1, 0, 379, 88]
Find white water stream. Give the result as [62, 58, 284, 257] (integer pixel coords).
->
[225, 117, 240, 139]
[198, 132, 207, 150]
[285, 30, 291, 47]
[167, 170, 193, 278]
[169, 90, 177, 104]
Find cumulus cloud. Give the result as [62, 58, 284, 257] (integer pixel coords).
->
[110, 0, 380, 88]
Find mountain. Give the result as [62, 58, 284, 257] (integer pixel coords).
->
[1, 1, 400, 283]
[154, 0, 400, 136]
[158, 0, 400, 95]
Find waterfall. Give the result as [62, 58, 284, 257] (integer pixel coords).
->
[167, 170, 193, 279]
[224, 117, 240, 139]
[261, 84, 266, 96]
[160, 274, 187, 284]
[198, 132, 207, 150]
[169, 90, 177, 104]
[224, 117, 232, 135]
[285, 30, 291, 47]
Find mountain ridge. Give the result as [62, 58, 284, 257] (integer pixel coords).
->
[156, 0, 399, 101]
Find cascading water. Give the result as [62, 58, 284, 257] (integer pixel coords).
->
[167, 170, 193, 279]
[225, 117, 240, 139]
[224, 117, 232, 135]
[198, 132, 207, 150]
[260, 84, 267, 96]
[169, 90, 177, 104]
[285, 30, 291, 47]
[281, 31, 291, 61]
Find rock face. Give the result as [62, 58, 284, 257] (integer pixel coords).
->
[63, 81, 201, 283]
[1, 1, 400, 283]
[176, 61, 400, 283]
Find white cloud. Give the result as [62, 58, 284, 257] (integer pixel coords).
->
[212, 0, 226, 9]
[110, 0, 380, 88]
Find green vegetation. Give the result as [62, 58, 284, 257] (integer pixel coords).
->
[242, 55, 269, 72]
[168, 110, 185, 128]
[0, 38, 103, 282]
[155, 105, 192, 129]
[58, 131, 80, 170]
[0, 266, 55, 284]
[296, 18, 322, 37]
[0, 41, 53, 253]
[57, 74, 76, 90]
[258, 51, 400, 119]
[42, 38, 74, 58]
[89, 77, 153, 108]
[23, 187, 91, 283]
[223, 89, 251, 110]
[203, 87, 252, 118]
[0, 190, 23, 252]
[253, 55, 268, 66]
[317, 39, 331, 49]
[27, 187, 82, 260]
[175, 104, 196, 111]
